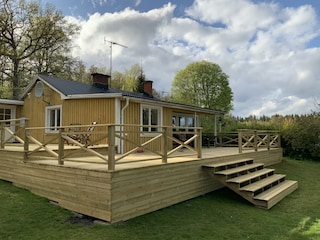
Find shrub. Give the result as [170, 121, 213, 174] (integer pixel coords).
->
[281, 114, 320, 160]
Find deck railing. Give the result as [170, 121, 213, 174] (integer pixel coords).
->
[0, 119, 280, 170]
[22, 124, 202, 170]
[0, 118, 28, 149]
[238, 129, 281, 153]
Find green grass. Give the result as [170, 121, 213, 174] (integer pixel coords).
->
[1, 158, 320, 240]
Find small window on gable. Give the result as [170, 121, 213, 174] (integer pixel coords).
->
[141, 105, 162, 134]
[45, 105, 62, 133]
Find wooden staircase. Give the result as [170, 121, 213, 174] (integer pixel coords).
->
[203, 159, 298, 209]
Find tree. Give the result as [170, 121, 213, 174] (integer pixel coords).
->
[171, 60, 233, 112]
[136, 68, 146, 93]
[122, 64, 144, 92]
[0, 0, 79, 99]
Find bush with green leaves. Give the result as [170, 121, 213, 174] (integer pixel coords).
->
[281, 114, 320, 160]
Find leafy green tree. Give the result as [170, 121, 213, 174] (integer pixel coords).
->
[171, 60, 233, 112]
[122, 64, 144, 92]
[0, 0, 79, 98]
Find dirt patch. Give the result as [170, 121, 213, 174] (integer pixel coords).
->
[65, 214, 96, 226]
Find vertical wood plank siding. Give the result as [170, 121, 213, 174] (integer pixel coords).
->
[21, 81, 116, 143]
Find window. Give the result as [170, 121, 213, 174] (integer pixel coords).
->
[0, 107, 12, 123]
[141, 105, 162, 133]
[172, 113, 198, 128]
[45, 105, 62, 133]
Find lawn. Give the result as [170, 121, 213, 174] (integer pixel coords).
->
[1, 158, 320, 240]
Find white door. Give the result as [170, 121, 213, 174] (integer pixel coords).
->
[0, 106, 16, 142]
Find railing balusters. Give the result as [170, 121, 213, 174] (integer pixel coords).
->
[237, 129, 280, 153]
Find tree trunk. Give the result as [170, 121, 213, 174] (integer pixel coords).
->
[12, 59, 20, 100]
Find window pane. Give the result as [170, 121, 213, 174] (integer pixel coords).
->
[151, 108, 158, 131]
[50, 110, 56, 129]
[57, 109, 61, 127]
[187, 117, 194, 127]
[142, 108, 149, 131]
[179, 117, 185, 127]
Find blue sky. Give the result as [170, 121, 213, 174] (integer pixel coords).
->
[39, 0, 320, 116]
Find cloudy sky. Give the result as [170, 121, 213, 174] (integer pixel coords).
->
[41, 0, 320, 117]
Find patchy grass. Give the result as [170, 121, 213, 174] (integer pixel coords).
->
[1, 158, 320, 240]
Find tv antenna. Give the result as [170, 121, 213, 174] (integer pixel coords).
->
[104, 38, 128, 87]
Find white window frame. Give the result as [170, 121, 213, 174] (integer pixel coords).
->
[140, 105, 162, 136]
[45, 105, 62, 133]
[172, 113, 199, 131]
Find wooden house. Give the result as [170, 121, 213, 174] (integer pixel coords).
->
[0, 74, 298, 223]
[16, 73, 224, 152]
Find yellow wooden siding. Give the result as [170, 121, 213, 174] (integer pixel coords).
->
[62, 98, 116, 145]
[20, 83, 62, 142]
[62, 98, 115, 126]
[21, 82, 116, 143]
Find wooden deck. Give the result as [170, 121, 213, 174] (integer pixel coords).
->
[0, 145, 283, 223]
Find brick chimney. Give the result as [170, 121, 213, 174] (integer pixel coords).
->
[91, 73, 110, 90]
[143, 80, 153, 96]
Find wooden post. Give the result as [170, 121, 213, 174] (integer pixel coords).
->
[277, 131, 281, 148]
[108, 125, 116, 171]
[0, 122, 5, 149]
[197, 128, 202, 158]
[24, 122, 30, 162]
[254, 130, 258, 151]
[58, 128, 64, 165]
[267, 132, 270, 150]
[162, 127, 168, 163]
[238, 130, 242, 153]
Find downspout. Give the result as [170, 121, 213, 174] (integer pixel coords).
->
[120, 97, 130, 154]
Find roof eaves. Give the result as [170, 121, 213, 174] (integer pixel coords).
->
[62, 93, 123, 100]
[0, 99, 24, 105]
[124, 96, 225, 115]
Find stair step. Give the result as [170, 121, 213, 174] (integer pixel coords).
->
[254, 180, 298, 202]
[203, 158, 254, 171]
[227, 168, 275, 186]
[254, 180, 298, 209]
[240, 174, 286, 194]
[215, 163, 264, 177]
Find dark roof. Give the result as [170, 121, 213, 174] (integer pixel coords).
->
[38, 75, 155, 99]
[20, 75, 225, 115]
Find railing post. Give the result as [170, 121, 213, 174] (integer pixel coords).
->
[197, 128, 202, 158]
[238, 130, 242, 153]
[0, 122, 5, 149]
[58, 128, 64, 165]
[162, 127, 168, 163]
[108, 125, 116, 171]
[24, 123, 30, 162]
[279, 131, 281, 148]
[267, 132, 270, 150]
[254, 130, 258, 151]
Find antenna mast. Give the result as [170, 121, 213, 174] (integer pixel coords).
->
[104, 38, 128, 88]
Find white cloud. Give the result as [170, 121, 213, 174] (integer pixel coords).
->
[68, 0, 320, 116]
